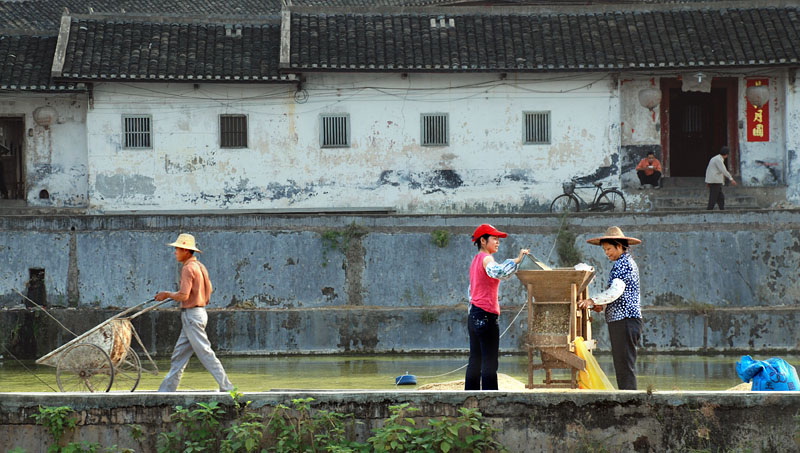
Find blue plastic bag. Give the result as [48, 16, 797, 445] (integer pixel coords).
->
[736, 356, 799, 391]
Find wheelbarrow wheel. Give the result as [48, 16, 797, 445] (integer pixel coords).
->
[56, 343, 114, 392]
[111, 346, 142, 392]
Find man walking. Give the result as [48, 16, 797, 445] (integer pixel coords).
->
[156, 233, 234, 392]
[704, 146, 737, 210]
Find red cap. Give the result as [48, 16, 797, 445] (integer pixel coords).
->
[472, 224, 508, 242]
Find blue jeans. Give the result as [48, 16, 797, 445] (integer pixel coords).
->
[465, 305, 499, 390]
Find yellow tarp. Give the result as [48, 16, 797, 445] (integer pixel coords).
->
[574, 336, 615, 390]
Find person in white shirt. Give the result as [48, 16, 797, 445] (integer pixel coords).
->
[704, 146, 737, 210]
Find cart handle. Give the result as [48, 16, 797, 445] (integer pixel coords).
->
[126, 298, 177, 321]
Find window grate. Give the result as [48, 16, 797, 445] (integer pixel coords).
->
[320, 114, 350, 148]
[220, 114, 248, 148]
[123, 115, 152, 149]
[421, 113, 449, 146]
[524, 111, 551, 145]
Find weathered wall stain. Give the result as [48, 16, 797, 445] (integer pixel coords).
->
[95, 173, 156, 198]
[377, 170, 463, 192]
[574, 154, 618, 185]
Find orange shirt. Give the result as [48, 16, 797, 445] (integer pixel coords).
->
[177, 256, 213, 308]
[636, 158, 662, 176]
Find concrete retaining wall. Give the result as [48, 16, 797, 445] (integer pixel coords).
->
[1, 391, 798, 452]
[1, 211, 799, 357]
[2, 306, 799, 359]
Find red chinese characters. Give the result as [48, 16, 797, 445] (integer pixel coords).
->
[747, 79, 770, 142]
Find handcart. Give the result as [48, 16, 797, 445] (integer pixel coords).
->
[35, 299, 170, 392]
[516, 268, 596, 388]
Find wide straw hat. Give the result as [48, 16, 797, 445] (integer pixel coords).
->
[472, 224, 508, 242]
[167, 233, 202, 253]
[586, 226, 641, 246]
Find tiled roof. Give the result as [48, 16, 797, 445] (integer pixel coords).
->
[0, 0, 460, 31]
[0, 33, 79, 91]
[287, 6, 800, 71]
[58, 17, 287, 81]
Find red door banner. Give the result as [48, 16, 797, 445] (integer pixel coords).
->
[747, 79, 769, 142]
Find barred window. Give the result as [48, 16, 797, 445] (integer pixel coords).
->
[523, 111, 551, 145]
[123, 115, 152, 149]
[421, 113, 448, 146]
[220, 114, 248, 148]
[320, 114, 350, 148]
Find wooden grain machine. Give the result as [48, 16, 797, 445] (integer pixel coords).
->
[516, 267, 596, 388]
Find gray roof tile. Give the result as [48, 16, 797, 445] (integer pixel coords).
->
[288, 6, 800, 71]
[0, 33, 79, 91]
[0, 0, 460, 31]
[59, 17, 287, 81]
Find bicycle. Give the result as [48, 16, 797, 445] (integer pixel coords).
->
[549, 180, 626, 213]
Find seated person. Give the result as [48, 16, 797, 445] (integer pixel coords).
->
[635, 152, 662, 188]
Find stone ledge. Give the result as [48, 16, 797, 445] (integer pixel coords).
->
[1, 390, 798, 452]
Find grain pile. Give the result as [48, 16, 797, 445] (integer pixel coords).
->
[417, 373, 527, 391]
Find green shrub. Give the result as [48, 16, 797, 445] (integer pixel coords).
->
[430, 229, 451, 248]
[556, 226, 583, 267]
[30, 397, 508, 453]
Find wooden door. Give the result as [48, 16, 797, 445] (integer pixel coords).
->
[661, 78, 736, 177]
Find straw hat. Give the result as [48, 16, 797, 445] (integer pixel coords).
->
[586, 226, 641, 246]
[167, 233, 202, 253]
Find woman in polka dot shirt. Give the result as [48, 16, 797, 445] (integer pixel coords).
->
[578, 226, 643, 390]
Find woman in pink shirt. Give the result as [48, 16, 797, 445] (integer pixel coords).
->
[465, 224, 529, 390]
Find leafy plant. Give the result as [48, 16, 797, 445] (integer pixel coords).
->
[157, 401, 226, 453]
[127, 424, 145, 443]
[221, 388, 266, 453]
[430, 229, 451, 248]
[367, 404, 508, 453]
[60, 442, 103, 453]
[32, 405, 77, 452]
[420, 310, 438, 325]
[556, 223, 583, 267]
[265, 397, 360, 452]
[221, 420, 265, 453]
[367, 403, 421, 451]
[29, 399, 508, 453]
[321, 222, 368, 267]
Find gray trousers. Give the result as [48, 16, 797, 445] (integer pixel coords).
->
[158, 307, 234, 392]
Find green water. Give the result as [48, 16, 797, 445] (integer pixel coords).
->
[3, 353, 795, 392]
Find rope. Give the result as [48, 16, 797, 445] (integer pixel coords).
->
[1, 344, 58, 392]
[130, 324, 160, 375]
[403, 218, 570, 384]
[411, 300, 530, 381]
[546, 213, 570, 264]
[12, 289, 77, 337]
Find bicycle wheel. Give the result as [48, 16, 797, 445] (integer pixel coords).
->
[550, 194, 579, 213]
[594, 189, 627, 212]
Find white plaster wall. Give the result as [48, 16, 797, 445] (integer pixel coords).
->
[0, 93, 88, 207]
[784, 72, 800, 203]
[619, 78, 661, 147]
[738, 72, 787, 187]
[86, 74, 621, 213]
[617, 77, 663, 207]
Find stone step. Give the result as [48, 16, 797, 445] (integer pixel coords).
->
[0, 201, 87, 216]
[654, 198, 759, 210]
